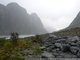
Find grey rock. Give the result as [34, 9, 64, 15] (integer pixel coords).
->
[70, 46, 79, 55]
[42, 35, 80, 58]
[41, 51, 53, 59]
[54, 43, 62, 49]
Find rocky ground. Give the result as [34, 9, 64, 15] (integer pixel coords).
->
[23, 34, 80, 60]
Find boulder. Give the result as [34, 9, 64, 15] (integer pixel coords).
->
[62, 44, 71, 52]
[69, 42, 77, 46]
[76, 50, 80, 58]
[70, 46, 79, 55]
[70, 36, 80, 43]
[55, 39, 66, 43]
[41, 51, 53, 59]
[54, 43, 62, 50]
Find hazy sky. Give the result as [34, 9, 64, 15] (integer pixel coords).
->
[0, 0, 80, 32]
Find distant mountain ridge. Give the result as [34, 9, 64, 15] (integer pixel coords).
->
[0, 2, 47, 35]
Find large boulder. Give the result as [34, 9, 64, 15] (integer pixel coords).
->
[41, 51, 54, 59]
[70, 46, 79, 55]
[62, 44, 71, 52]
[71, 36, 80, 42]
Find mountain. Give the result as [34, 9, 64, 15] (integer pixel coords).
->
[0, 2, 47, 35]
[52, 12, 80, 36]
[52, 11, 80, 36]
[68, 12, 80, 29]
[53, 27, 80, 36]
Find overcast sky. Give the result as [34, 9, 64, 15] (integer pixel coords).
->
[0, 0, 80, 32]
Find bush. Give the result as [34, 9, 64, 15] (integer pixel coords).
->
[33, 35, 42, 44]
[32, 44, 42, 55]
[10, 32, 19, 46]
[0, 38, 6, 47]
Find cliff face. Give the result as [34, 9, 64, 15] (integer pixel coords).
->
[0, 2, 47, 35]
[68, 12, 80, 29]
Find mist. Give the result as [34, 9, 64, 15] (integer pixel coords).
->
[1, 0, 80, 59]
[0, 0, 80, 32]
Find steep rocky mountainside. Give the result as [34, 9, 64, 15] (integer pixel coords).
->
[52, 12, 80, 36]
[0, 2, 47, 35]
[68, 12, 80, 29]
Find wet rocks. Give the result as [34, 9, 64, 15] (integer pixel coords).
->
[23, 35, 80, 59]
[70, 46, 79, 55]
[41, 51, 53, 58]
[42, 34, 80, 58]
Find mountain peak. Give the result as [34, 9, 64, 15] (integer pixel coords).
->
[0, 2, 47, 35]
[31, 13, 39, 18]
[68, 11, 80, 29]
[7, 2, 19, 7]
[0, 4, 5, 8]
[31, 13, 37, 16]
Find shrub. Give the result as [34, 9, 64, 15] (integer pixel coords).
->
[10, 32, 19, 46]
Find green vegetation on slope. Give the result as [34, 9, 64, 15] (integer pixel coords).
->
[0, 34, 43, 60]
[53, 27, 80, 36]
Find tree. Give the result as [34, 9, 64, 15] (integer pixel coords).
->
[10, 32, 19, 45]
